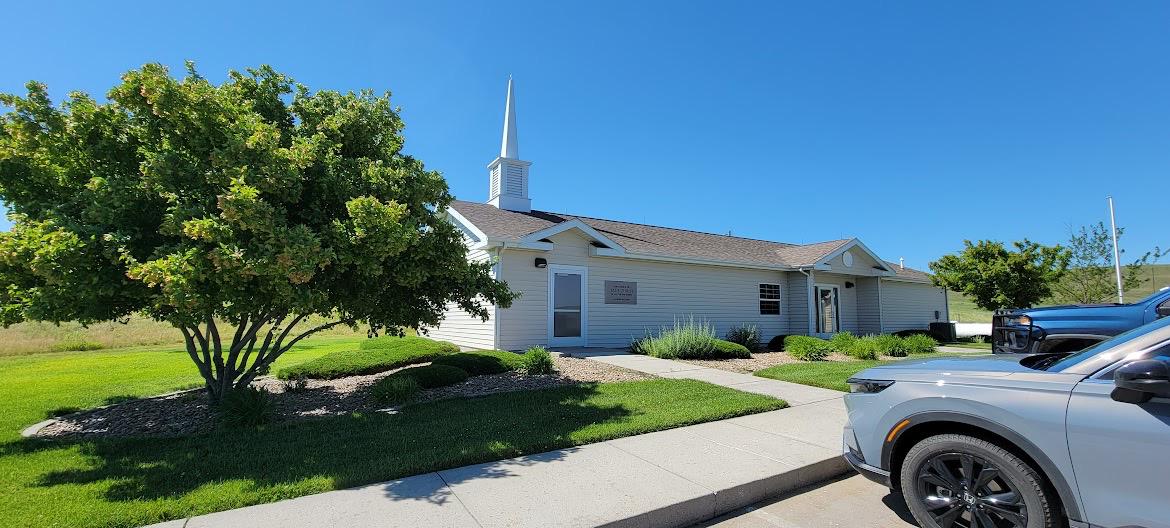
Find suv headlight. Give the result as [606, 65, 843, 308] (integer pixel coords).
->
[846, 378, 895, 394]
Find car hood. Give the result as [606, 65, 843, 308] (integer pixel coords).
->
[858, 354, 1032, 379]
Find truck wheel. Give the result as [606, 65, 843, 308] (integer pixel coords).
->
[899, 434, 1056, 528]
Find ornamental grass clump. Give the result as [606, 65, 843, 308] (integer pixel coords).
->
[520, 346, 557, 374]
[875, 334, 910, 357]
[784, 336, 832, 361]
[903, 333, 939, 354]
[847, 335, 881, 360]
[640, 317, 722, 359]
[725, 324, 762, 352]
[370, 376, 421, 404]
[218, 386, 274, 428]
[829, 332, 858, 354]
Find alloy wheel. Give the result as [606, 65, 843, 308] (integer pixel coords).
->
[916, 451, 1028, 528]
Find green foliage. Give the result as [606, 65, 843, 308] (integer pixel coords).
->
[0, 64, 514, 401]
[930, 239, 1070, 310]
[369, 375, 421, 404]
[1051, 222, 1164, 304]
[828, 332, 857, 353]
[846, 335, 881, 360]
[902, 333, 938, 355]
[784, 336, 831, 361]
[627, 335, 652, 355]
[277, 336, 456, 379]
[281, 378, 309, 393]
[431, 350, 525, 375]
[875, 334, 909, 357]
[218, 386, 273, 428]
[724, 324, 762, 351]
[520, 346, 557, 374]
[638, 317, 748, 359]
[385, 364, 469, 389]
[711, 339, 752, 358]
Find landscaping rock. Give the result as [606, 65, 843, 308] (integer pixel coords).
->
[32, 354, 650, 440]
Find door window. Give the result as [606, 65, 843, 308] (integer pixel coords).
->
[552, 272, 582, 338]
[815, 285, 840, 334]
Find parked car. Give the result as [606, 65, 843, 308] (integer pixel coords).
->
[992, 286, 1170, 354]
[843, 316, 1170, 528]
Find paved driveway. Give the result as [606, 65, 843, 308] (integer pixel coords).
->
[698, 474, 919, 528]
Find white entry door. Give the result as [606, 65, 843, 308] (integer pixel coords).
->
[814, 284, 840, 335]
[548, 265, 587, 347]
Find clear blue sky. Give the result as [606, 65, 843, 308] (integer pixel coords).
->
[3, 1, 1168, 270]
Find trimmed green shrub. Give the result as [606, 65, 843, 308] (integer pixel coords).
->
[847, 335, 881, 360]
[903, 333, 938, 354]
[521, 346, 557, 374]
[432, 351, 525, 375]
[278, 336, 458, 380]
[218, 386, 273, 427]
[767, 334, 789, 351]
[370, 375, 421, 404]
[725, 324, 762, 352]
[829, 332, 858, 353]
[875, 334, 910, 357]
[387, 364, 470, 389]
[711, 339, 752, 359]
[784, 336, 832, 361]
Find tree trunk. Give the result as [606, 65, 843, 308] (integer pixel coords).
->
[179, 314, 348, 405]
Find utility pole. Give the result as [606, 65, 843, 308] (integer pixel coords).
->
[1108, 196, 1124, 304]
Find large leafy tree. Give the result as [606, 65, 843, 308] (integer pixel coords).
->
[0, 63, 514, 402]
[1050, 222, 1162, 304]
[930, 240, 1070, 311]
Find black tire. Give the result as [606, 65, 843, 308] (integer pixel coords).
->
[898, 434, 1057, 528]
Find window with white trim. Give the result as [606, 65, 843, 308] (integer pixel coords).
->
[759, 283, 781, 315]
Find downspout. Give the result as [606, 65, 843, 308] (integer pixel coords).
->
[797, 267, 816, 335]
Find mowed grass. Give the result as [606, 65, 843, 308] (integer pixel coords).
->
[0, 315, 366, 357]
[0, 339, 784, 528]
[754, 353, 974, 392]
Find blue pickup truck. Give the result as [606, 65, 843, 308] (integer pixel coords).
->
[992, 286, 1170, 353]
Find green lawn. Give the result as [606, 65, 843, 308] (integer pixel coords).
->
[754, 353, 974, 392]
[943, 341, 992, 350]
[0, 339, 783, 528]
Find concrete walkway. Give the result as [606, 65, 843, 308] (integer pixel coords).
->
[565, 348, 843, 407]
[148, 352, 849, 528]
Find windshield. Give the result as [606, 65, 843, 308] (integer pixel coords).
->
[1044, 316, 1170, 373]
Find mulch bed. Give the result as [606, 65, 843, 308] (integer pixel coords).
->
[32, 354, 651, 440]
[679, 351, 864, 373]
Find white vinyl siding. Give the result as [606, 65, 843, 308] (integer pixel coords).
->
[424, 248, 497, 350]
[855, 277, 882, 334]
[880, 280, 949, 333]
[495, 230, 791, 350]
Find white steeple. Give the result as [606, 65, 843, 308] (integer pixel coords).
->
[500, 77, 519, 159]
[488, 77, 532, 212]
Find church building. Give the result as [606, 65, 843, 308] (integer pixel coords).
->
[431, 79, 949, 350]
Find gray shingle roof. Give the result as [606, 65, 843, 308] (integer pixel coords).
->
[449, 200, 931, 280]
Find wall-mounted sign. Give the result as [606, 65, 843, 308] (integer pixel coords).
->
[604, 281, 637, 305]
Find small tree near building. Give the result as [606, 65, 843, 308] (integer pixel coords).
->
[929, 240, 1070, 311]
[1050, 222, 1162, 304]
[0, 63, 515, 403]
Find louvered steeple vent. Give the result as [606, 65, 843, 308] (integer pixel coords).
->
[487, 77, 532, 212]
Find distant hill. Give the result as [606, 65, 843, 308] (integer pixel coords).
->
[949, 263, 1170, 323]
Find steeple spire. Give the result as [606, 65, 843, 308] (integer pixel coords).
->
[500, 76, 518, 159]
[487, 77, 532, 212]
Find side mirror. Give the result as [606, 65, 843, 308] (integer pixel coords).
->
[1156, 303, 1170, 319]
[1111, 359, 1170, 404]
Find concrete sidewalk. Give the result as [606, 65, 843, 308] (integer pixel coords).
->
[149, 351, 849, 528]
[567, 348, 843, 407]
[150, 401, 847, 528]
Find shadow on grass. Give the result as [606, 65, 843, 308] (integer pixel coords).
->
[26, 383, 630, 504]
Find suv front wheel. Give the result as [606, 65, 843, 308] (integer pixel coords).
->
[899, 434, 1057, 528]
